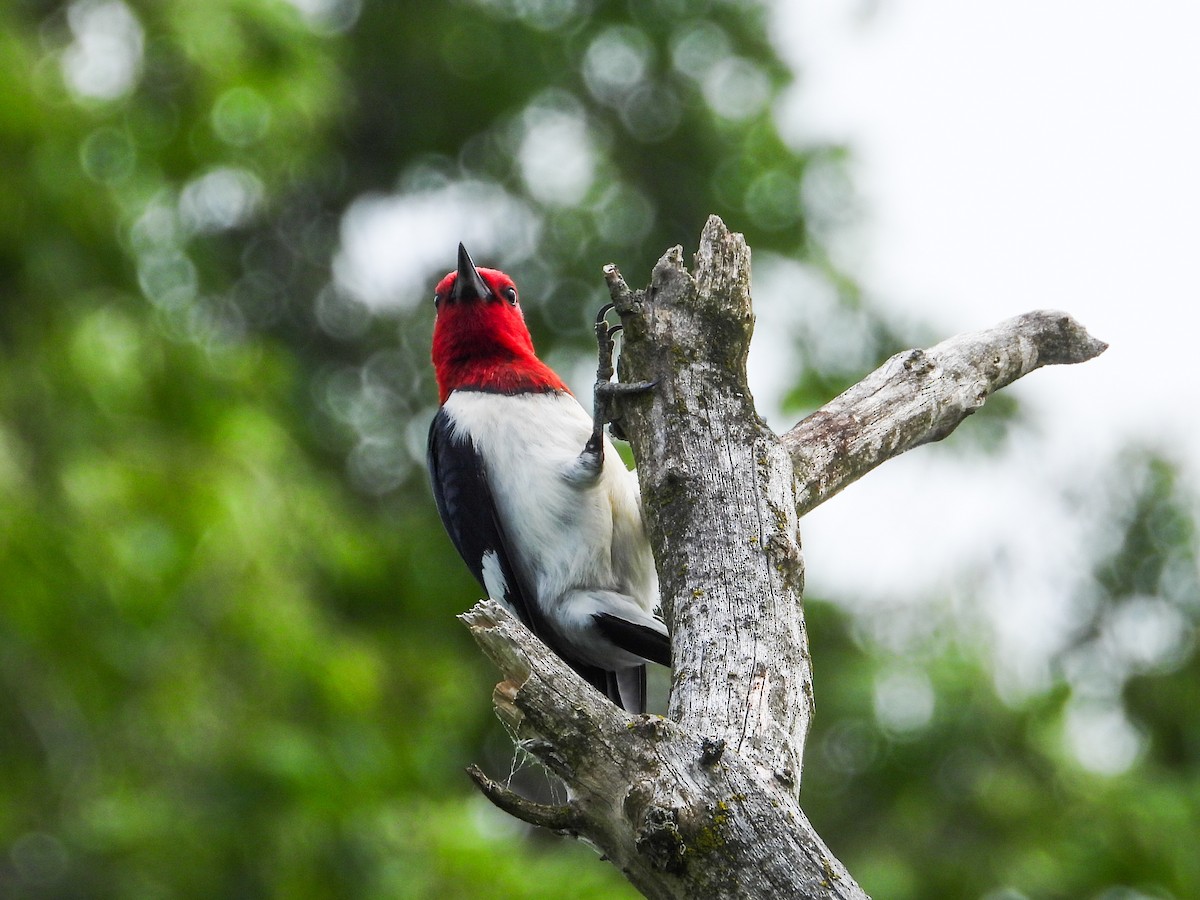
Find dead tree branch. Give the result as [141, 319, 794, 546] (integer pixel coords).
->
[785, 311, 1108, 516]
[461, 599, 862, 900]
[460, 215, 1106, 899]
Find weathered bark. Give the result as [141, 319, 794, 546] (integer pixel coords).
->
[785, 311, 1108, 516]
[607, 225, 811, 804]
[462, 599, 861, 900]
[459, 215, 1106, 899]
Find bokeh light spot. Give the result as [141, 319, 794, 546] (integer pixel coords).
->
[527, 0, 587, 31]
[821, 718, 882, 775]
[348, 439, 410, 496]
[873, 666, 935, 735]
[744, 169, 801, 231]
[137, 250, 198, 310]
[472, 0, 587, 31]
[212, 86, 272, 148]
[1064, 702, 1143, 775]
[702, 56, 770, 121]
[1103, 595, 1193, 675]
[179, 167, 264, 234]
[61, 0, 144, 102]
[801, 154, 860, 233]
[583, 26, 651, 105]
[128, 196, 180, 252]
[518, 95, 596, 207]
[619, 82, 682, 142]
[282, 0, 362, 35]
[670, 20, 730, 82]
[592, 182, 654, 246]
[315, 284, 372, 340]
[80, 126, 136, 184]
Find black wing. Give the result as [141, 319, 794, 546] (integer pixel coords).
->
[427, 407, 625, 707]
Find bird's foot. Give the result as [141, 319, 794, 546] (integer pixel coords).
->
[590, 303, 654, 448]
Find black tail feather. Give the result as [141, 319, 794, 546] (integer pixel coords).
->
[594, 613, 671, 668]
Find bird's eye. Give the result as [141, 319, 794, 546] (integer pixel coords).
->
[503, 286, 518, 306]
[433, 293, 441, 308]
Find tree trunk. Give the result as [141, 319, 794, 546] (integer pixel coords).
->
[461, 216, 1106, 899]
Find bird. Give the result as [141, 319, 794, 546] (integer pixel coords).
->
[427, 243, 670, 713]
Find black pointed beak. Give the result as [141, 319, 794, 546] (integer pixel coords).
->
[451, 243, 491, 303]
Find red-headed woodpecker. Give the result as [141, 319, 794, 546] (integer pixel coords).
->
[427, 244, 669, 712]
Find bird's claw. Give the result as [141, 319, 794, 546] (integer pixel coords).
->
[589, 303, 655, 451]
[593, 304, 624, 385]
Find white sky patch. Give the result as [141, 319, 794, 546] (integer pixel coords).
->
[1102, 596, 1194, 675]
[179, 167, 264, 234]
[748, 254, 879, 406]
[873, 666, 935, 735]
[332, 180, 540, 311]
[758, 0, 1200, 697]
[770, 0, 1200, 458]
[1063, 701, 1144, 775]
[518, 100, 597, 207]
[61, 0, 144, 102]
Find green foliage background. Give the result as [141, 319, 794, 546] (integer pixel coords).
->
[1, 1, 1197, 898]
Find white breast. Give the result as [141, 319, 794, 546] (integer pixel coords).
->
[442, 390, 657, 618]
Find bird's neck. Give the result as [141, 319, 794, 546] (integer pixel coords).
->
[433, 312, 567, 403]
[435, 352, 567, 403]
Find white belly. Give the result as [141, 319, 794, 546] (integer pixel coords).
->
[442, 390, 657, 619]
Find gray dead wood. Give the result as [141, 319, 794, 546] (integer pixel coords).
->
[460, 215, 1106, 899]
[462, 599, 862, 900]
[785, 310, 1108, 516]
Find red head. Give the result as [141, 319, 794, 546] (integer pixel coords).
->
[431, 244, 567, 403]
